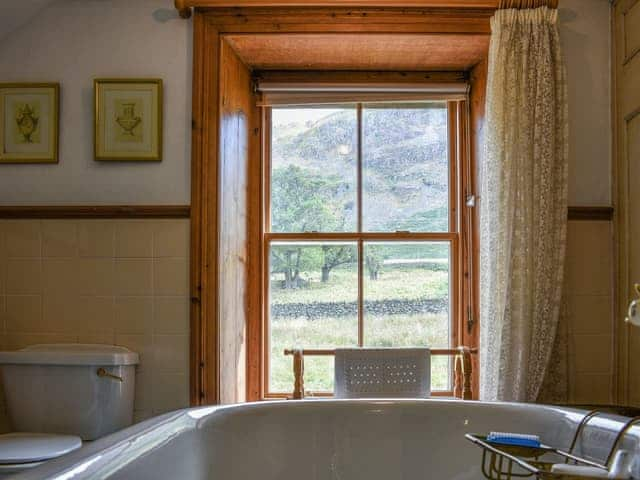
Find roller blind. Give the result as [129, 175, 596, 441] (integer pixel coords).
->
[256, 81, 469, 107]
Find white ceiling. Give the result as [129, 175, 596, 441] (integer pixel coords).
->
[0, 0, 57, 43]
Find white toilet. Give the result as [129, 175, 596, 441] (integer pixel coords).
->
[0, 344, 139, 476]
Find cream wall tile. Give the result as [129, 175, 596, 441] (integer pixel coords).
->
[153, 297, 189, 334]
[0, 259, 5, 296]
[42, 259, 79, 296]
[5, 333, 77, 350]
[153, 334, 189, 373]
[0, 221, 6, 256]
[153, 258, 188, 296]
[5, 296, 42, 333]
[133, 371, 152, 412]
[115, 222, 153, 258]
[569, 295, 612, 335]
[115, 297, 153, 335]
[573, 373, 612, 405]
[0, 225, 6, 295]
[115, 259, 153, 296]
[566, 221, 613, 296]
[77, 296, 115, 334]
[42, 221, 77, 258]
[77, 258, 114, 296]
[4, 221, 41, 258]
[627, 331, 640, 403]
[0, 218, 190, 427]
[42, 294, 81, 334]
[78, 222, 115, 258]
[133, 411, 153, 423]
[572, 334, 612, 374]
[76, 333, 115, 344]
[116, 334, 153, 367]
[0, 258, 6, 297]
[0, 296, 6, 332]
[6, 259, 41, 295]
[0, 410, 11, 434]
[153, 220, 189, 258]
[152, 373, 189, 414]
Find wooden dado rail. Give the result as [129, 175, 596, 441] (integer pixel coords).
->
[283, 346, 477, 400]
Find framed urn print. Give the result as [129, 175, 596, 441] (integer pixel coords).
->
[94, 79, 162, 161]
[0, 83, 59, 163]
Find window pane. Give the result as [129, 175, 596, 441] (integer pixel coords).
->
[271, 108, 357, 233]
[363, 242, 451, 390]
[363, 104, 449, 233]
[269, 242, 358, 392]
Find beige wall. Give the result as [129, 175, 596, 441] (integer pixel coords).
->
[0, 219, 190, 431]
[0, 0, 616, 413]
[558, 0, 615, 405]
[560, 0, 612, 206]
[0, 0, 191, 205]
[0, 0, 192, 431]
[565, 220, 615, 404]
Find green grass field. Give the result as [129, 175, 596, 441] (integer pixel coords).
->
[270, 267, 449, 304]
[270, 313, 451, 392]
[268, 265, 451, 393]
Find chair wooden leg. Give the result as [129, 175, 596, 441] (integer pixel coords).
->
[292, 349, 305, 399]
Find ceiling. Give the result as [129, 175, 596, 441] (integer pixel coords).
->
[0, 0, 56, 42]
[224, 33, 490, 71]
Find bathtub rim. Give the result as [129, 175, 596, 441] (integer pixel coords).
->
[9, 399, 604, 480]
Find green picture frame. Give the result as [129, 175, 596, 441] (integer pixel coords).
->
[0, 83, 59, 164]
[94, 78, 163, 161]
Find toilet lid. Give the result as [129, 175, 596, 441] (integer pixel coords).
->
[0, 433, 82, 464]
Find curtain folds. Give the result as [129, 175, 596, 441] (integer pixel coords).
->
[479, 7, 569, 402]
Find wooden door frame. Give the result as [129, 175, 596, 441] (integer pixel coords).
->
[613, 0, 640, 406]
[189, 6, 490, 405]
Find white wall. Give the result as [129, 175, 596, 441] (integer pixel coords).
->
[0, 0, 611, 208]
[560, 0, 612, 206]
[0, 0, 191, 205]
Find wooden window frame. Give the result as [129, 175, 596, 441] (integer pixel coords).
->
[189, 6, 487, 405]
[261, 100, 466, 398]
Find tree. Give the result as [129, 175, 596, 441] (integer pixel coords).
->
[321, 245, 355, 282]
[365, 246, 383, 280]
[271, 165, 350, 287]
[271, 165, 345, 233]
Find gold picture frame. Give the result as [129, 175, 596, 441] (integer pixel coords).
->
[94, 78, 163, 161]
[0, 83, 59, 164]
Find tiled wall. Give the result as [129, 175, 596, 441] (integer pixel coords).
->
[565, 220, 615, 404]
[0, 216, 617, 427]
[0, 219, 190, 432]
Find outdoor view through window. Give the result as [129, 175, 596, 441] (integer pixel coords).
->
[267, 103, 452, 394]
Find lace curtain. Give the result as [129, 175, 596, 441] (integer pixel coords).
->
[479, 7, 569, 402]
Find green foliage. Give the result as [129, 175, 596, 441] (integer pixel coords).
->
[271, 164, 356, 286]
[271, 164, 349, 233]
[390, 206, 449, 233]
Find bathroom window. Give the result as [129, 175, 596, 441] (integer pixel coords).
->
[263, 102, 471, 396]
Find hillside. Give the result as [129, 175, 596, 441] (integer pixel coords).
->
[272, 106, 449, 232]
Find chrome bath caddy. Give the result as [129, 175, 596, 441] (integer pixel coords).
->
[466, 411, 640, 480]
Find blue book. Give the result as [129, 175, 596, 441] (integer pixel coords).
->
[486, 432, 541, 448]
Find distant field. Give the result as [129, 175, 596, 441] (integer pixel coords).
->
[270, 267, 449, 304]
[268, 266, 451, 393]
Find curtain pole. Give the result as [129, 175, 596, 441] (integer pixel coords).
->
[497, 0, 558, 9]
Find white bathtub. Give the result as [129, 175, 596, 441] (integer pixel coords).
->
[12, 400, 640, 480]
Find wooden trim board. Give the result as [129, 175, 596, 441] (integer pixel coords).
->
[567, 206, 614, 221]
[0, 205, 190, 218]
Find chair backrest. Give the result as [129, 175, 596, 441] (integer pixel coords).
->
[334, 348, 431, 398]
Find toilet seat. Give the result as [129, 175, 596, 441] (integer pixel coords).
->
[0, 433, 82, 466]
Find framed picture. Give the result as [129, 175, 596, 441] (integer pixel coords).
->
[94, 79, 162, 161]
[0, 83, 59, 163]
